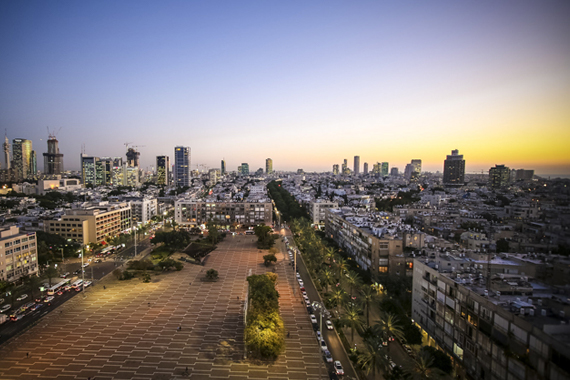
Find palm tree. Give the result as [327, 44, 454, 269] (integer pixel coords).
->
[358, 337, 389, 378]
[373, 312, 405, 357]
[331, 288, 346, 316]
[345, 270, 362, 299]
[320, 268, 334, 292]
[360, 286, 376, 326]
[407, 351, 447, 380]
[23, 275, 42, 299]
[324, 247, 335, 265]
[334, 256, 348, 282]
[342, 305, 364, 343]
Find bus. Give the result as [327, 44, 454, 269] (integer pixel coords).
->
[47, 279, 70, 296]
[71, 279, 83, 289]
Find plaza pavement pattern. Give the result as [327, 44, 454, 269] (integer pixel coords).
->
[0, 235, 325, 380]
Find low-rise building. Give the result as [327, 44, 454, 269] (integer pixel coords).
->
[175, 200, 272, 228]
[0, 226, 38, 283]
[310, 200, 338, 226]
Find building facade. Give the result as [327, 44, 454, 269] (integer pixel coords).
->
[266, 158, 273, 174]
[309, 200, 338, 225]
[43, 137, 64, 175]
[12, 138, 32, 181]
[156, 155, 170, 185]
[44, 203, 132, 245]
[174, 146, 190, 187]
[443, 149, 465, 187]
[174, 200, 272, 228]
[221, 159, 226, 176]
[240, 163, 249, 176]
[0, 226, 38, 283]
[354, 156, 360, 175]
[489, 165, 511, 189]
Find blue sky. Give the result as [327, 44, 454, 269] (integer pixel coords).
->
[1, 0, 569, 174]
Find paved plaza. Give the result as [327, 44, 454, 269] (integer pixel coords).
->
[0, 235, 325, 379]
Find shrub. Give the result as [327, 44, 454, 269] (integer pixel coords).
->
[121, 270, 135, 280]
[113, 268, 123, 280]
[263, 253, 277, 266]
[141, 272, 151, 283]
[206, 269, 219, 280]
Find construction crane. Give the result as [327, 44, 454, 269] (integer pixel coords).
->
[124, 142, 134, 150]
[130, 145, 146, 151]
[47, 126, 62, 139]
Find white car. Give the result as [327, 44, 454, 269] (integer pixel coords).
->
[0, 304, 11, 313]
[334, 361, 344, 375]
[324, 349, 333, 363]
[298, 280, 304, 287]
[82, 262, 89, 268]
[320, 340, 328, 352]
[16, 294, 28, 301]
[326, 320, 334, 330]
[44, 296, 54, 303]
[310, 314, 318, 324]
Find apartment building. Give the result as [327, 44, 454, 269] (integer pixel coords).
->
[310, 200, 338, 226]
[174, 200, 272, 228]
[412, 257, 570, 380]
[0, 226, 38, 283]
[44, 202, 132, 244]
[324, 208, 404, 277]
[128, 197, 158, 224]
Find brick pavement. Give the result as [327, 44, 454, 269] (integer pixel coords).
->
[0, 235, 324, 379]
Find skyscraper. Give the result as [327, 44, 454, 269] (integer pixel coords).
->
[354, 156, 360, 175]
[489, 165, 510, 189]
[332, 164, 339, 175]
[443, 149, 465, 186]
[12, 138, 32, 181]
[174, 146, 190, 187]
[381, 162, 389, 176]
[221, 159, 226, 176]
[126, 148, 140, 167]
[240, 163, 249, 176]
[342, 159, 348, 174]
[266, 158, 273, 174]
[363, 162, 368, 174]
[81, 155, 98, 186]
[43, 136, 64, 175]
[411, 159, 422, 175]
[3, 133, 10, 170]
[390, 167, 398, 176]
[156, 156, 170, 185]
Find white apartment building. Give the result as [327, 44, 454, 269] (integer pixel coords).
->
[129, 197, 158, 224]
[310, 200, 338, 225]
[0, 226, 38, 283]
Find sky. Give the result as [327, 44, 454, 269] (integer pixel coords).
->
[1, 0, 569, 175]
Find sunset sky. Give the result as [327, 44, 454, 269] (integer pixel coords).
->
[1, 1, 569, 175]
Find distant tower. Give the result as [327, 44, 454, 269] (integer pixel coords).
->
[174, 146, 190, 187]
[266, 158, 273, 174]
[241, 163, 249, 175]
[342, 159, 348, 174]
[381, 162, 389, 176]
[411, 159, 422, 174]
[221, 159, 226, 175]
[332, 164, 339, 175]
[3, 132, 10, 170]
[126, 148, 140, 167]
[354, 156, 360, 175]
[12, 138, 32, 181]
[443, 149, 465, 187]
[43, 129, 64, 175]
[489, 165, 510, 189]
[363, 162, 369, 175]
[156, 156, 170, 185]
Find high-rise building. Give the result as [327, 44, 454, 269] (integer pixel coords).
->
[411, 159, 422, 174]
[12, 138, 32, 181]
[342, 159, 347, 174]
[266, 158, 273, 174]
[100, 157, 113, 185]
[390, 167, 398, 176]
[43, 136, 64, 175]
[363, 162, 368, 174]
[30, 150, 37, 177]
[381, 162, 389, 176]
[332, 164, 339, 175]
[174, 146, 190, 187]
[240, 163, 249, 176]
[354, 156, 360, 175]
[126, 148, 140, 167]
[443, 149, 465, 186]
[81, 155, 99, 186]
[113, 157, 123, 167]
[221, 159, 226, 176]
[404, 164, 414, 180]
[3, 133, 10, 170]
[156, 156, 170, 185]
[372, 162, 380, 175]
[489, 164, 510, 188]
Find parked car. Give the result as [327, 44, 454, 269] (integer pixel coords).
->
[320, 340, 328, 352]
[334, 361, 344, 375]
[326, 320, 334, 330]
[310, 314, 318, 324]
[44, 296, 54, 303]
[324, 349, 333, 363]
[16, 294, 28, 301]
[316, 331, 322, 341]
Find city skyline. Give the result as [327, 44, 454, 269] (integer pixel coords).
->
[1, 1, 569, 175]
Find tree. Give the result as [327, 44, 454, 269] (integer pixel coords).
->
[320, 268, 334, 292]
[263, 253, 277, 266]
[345, 270, 362, 299]
[419, 346, 453, 375]
[373, 313, 404, 357]
[254, 224, 277, 249]
[331, 288, 346, 316]
[205, 269, 219, 280]
[44, 266, 59, 287]
[360, 286, 376, 326]
[113, 268, 123, 280]
[141, 272, 151, 283]
[358, 337, 389, 377]
[342, 305, 364, 343]
[23, 275, 41, 299]
[334, 256, 349, 282]
[206, 220, 220, 245]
